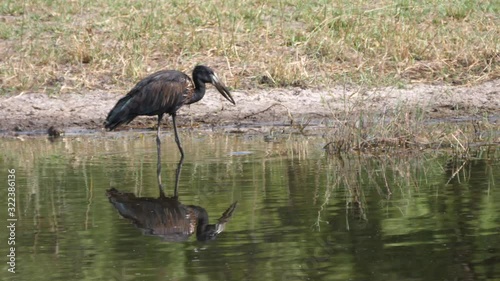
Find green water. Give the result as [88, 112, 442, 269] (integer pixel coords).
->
[0, 131, 499, 281]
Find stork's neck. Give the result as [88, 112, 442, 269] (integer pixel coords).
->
[188, 205, 210, 235]
[187, 78, 207, 104]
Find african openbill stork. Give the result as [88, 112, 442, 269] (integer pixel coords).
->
[105, 65, 235, 190]
[105, 65, 235, 158]
[106, 155, 237, 242]
[106, 187, 237, 241]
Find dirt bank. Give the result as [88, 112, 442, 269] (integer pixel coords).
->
[1, 80, 499, 134]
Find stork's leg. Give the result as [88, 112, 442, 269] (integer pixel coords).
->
[173, 156, 184, 198]
[171, 113, 185, 160]
[156, 114, 165, 197]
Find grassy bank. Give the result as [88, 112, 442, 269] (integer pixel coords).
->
[1, 0, 499, 94]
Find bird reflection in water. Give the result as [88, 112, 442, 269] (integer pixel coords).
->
[107, 155, 237, 242]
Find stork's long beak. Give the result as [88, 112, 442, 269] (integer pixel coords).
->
[214, 201, 238, 234]
[211, 74, 235, 105]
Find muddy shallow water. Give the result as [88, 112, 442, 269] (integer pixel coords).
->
[0, 131, 499, 281]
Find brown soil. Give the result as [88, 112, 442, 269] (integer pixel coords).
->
[1, 80, 499, 135]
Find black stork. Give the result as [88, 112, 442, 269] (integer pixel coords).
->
[106, 154, 237, 242]
[104, 65, 236, 159]
[105, 65, 235, 190]
[106, 188, 237, 242]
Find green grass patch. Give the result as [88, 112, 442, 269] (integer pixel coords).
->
[0, 0, 499, 94]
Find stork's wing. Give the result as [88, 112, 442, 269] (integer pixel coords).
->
[125, 70, 194, 116]
[105, 70, 193, 130]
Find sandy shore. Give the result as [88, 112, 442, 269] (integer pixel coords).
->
[1, 80, 499, 134]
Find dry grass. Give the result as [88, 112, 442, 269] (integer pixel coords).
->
[321, 101, 499, 157]
[0, 0, 499, 94]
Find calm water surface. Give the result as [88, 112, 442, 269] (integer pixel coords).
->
[0, 131, 499, 281]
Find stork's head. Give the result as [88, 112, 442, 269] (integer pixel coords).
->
[193, 65, 235, 105]
[196, 201, 237, 241]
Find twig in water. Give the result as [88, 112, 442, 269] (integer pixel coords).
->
[242, 103, 294, 124]
[445, 160, 468, 185]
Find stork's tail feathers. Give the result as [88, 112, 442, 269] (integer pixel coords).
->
[105, 95, 136, 130]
